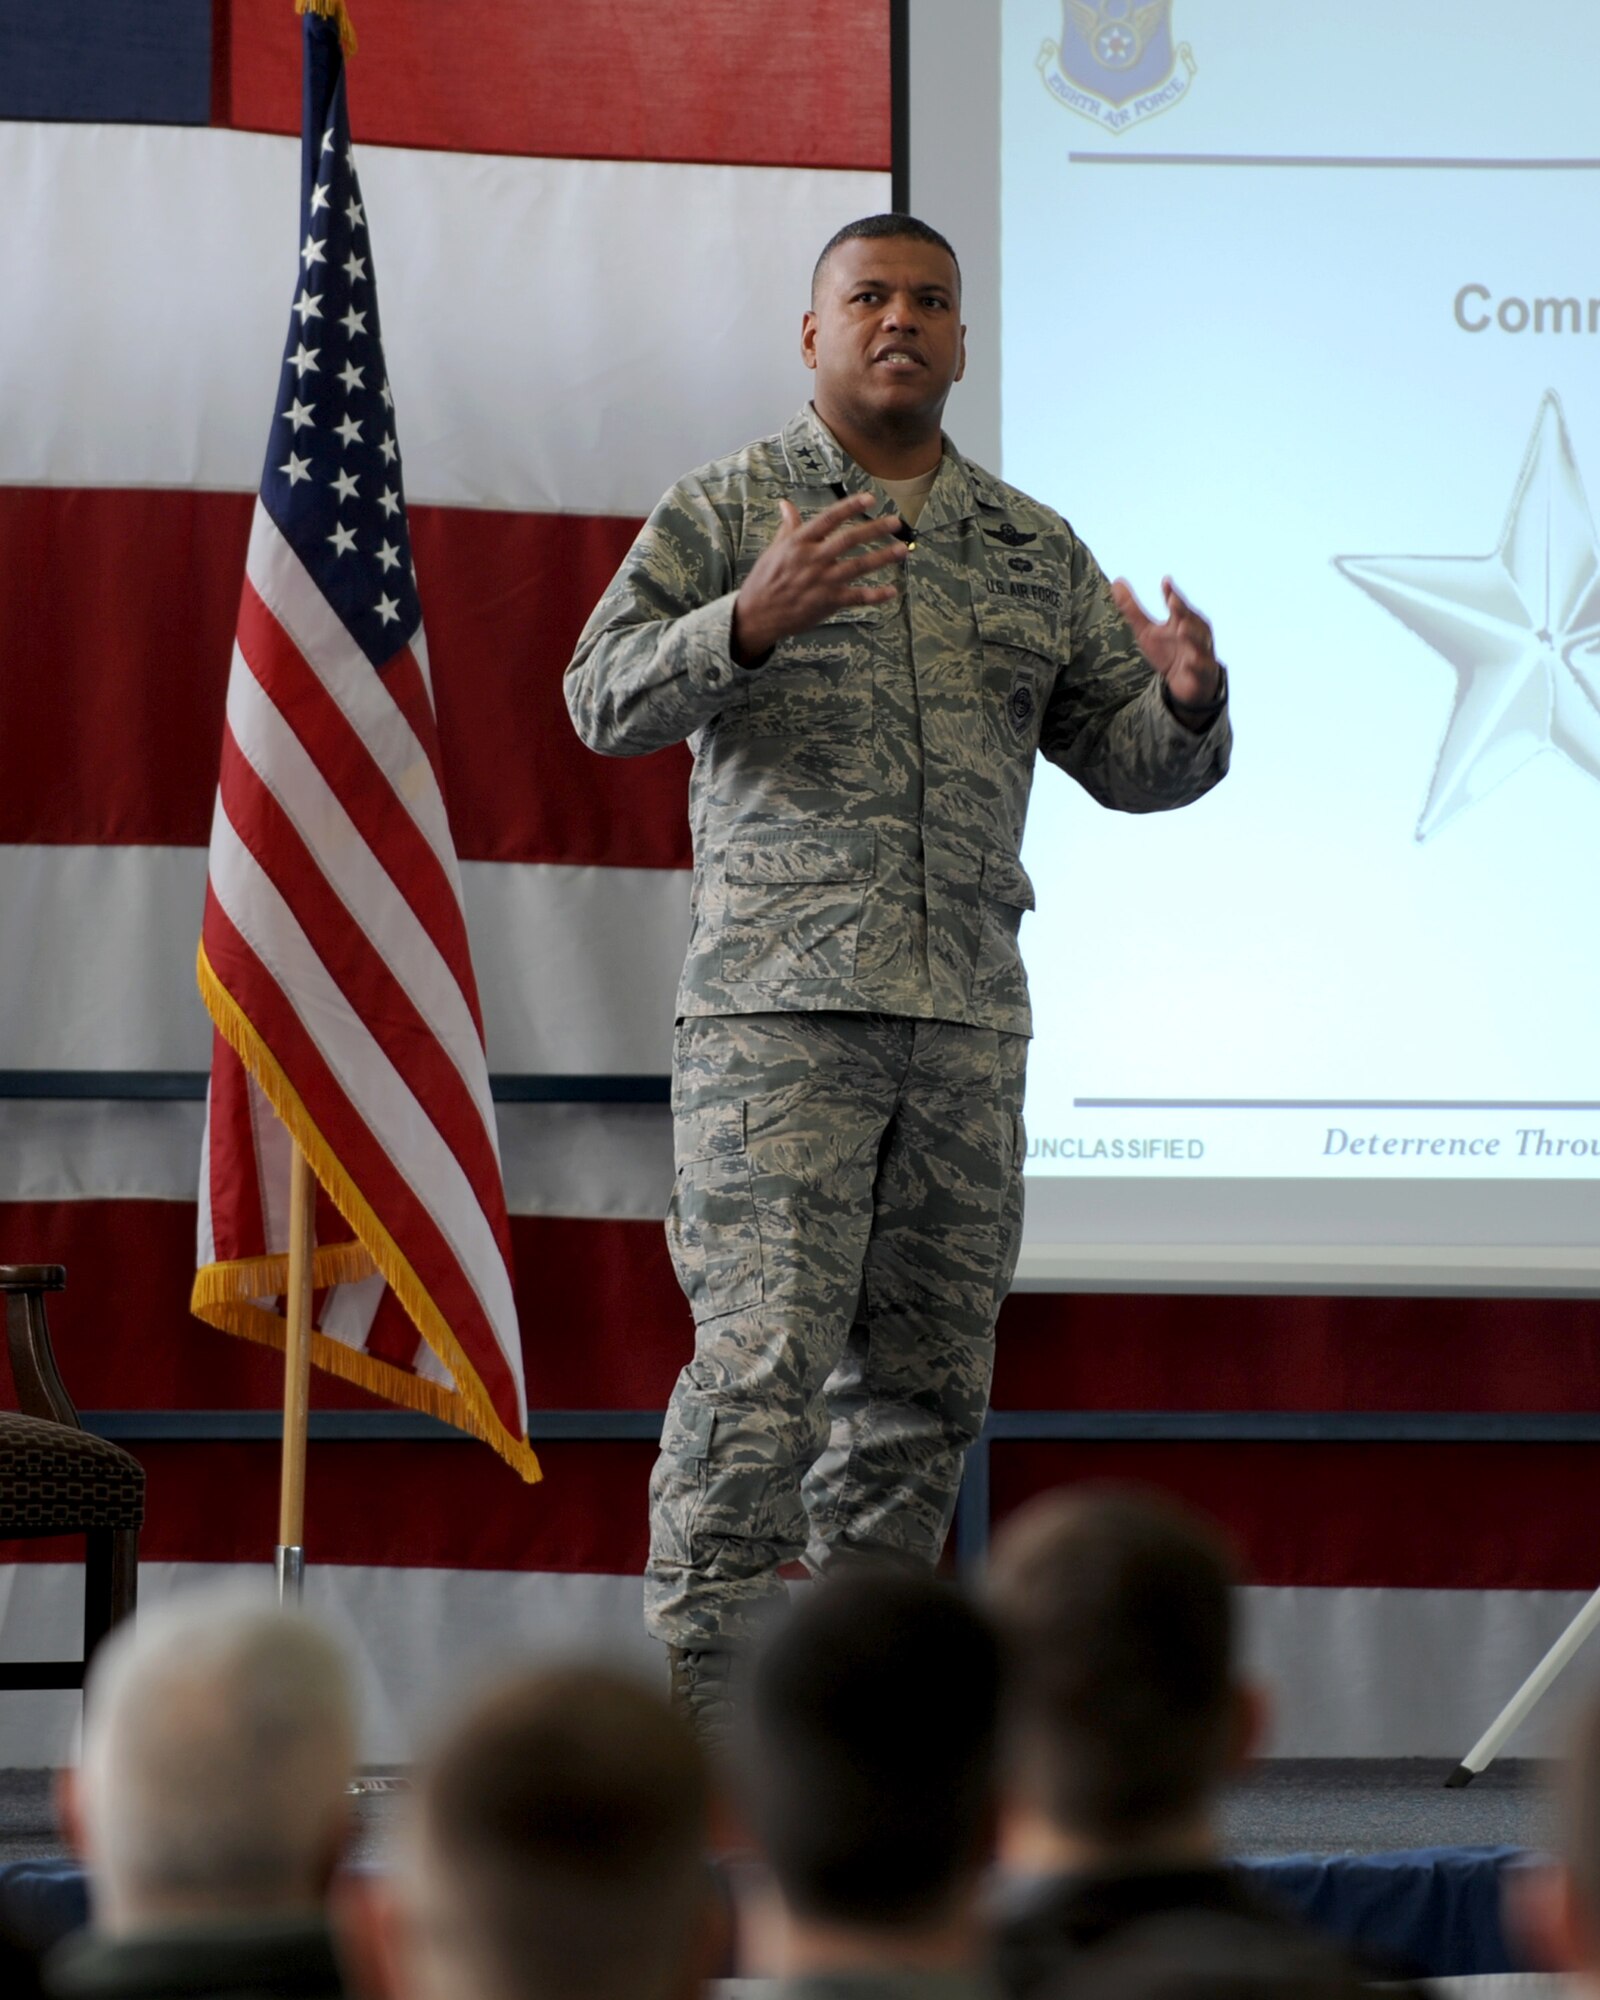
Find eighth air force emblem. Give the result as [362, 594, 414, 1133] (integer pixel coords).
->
[1038, 0, 1196, 133]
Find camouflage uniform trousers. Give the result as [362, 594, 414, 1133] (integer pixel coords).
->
[645, 1010, 1027, 1647]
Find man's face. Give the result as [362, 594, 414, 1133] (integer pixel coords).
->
[802, 235, 965, 434]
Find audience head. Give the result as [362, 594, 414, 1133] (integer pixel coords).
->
[395, 1666, 713, 2000]
[741, 1569, 1004, 1940]
[988, 1486, 1261, 1861]
[63, 1588, 356, 1934]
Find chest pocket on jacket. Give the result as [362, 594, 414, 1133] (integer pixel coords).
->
[977, 598, 1057, 755]
[719, 828, 876, 986]
[744, 610, 879, 741]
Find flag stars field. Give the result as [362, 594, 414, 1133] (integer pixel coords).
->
[261, 61, 419, 660]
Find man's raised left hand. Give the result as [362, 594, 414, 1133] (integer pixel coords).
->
[1111, 576, 1222, 707]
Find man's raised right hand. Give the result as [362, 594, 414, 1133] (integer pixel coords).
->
[730, 491, 907, 666]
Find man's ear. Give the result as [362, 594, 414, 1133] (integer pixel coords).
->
[1228, 1681, 1271, 1773]
[331, 1871, 408, 2000]
[55, 1766, 88, 1861]
[800, 309, 819, 372]
[1505, 1861, 1587, 1973]
[955, 325, 967, 383]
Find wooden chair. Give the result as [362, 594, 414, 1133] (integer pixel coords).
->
[0, 1266, 143, 1689]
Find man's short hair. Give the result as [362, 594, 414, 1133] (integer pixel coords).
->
[79, 1589, 355, 1911]
[415, 1668, 709, 2000]
[988, 1487, 1242, 1845]
[741, 1571, 1002, 1929]
[811, 213, 961, 303]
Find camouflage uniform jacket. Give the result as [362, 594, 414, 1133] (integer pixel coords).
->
[565, 404, 1231, 1037]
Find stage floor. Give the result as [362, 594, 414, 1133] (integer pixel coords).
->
[0, 1759, 1559, 1868]
[1219, 1758, 1556, 1857]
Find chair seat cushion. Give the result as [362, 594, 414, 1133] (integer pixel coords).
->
[0, 1413, 144, 1534]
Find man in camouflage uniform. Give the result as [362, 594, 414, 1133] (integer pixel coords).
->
[565, 215, 1230, 1729]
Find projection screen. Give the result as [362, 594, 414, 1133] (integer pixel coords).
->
[908, 0, 1600, 1293]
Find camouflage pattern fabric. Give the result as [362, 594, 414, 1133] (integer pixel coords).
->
[565, 402, 1230, 1038]
[647, 1011, 1027, 1646]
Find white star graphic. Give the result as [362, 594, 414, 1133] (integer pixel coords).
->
[375, 593, 401, 625]
[289, 343, 319, 378]
[279, 451, 312, 486]
[321, 124, 335, 155]
[301, 233, 326, 270]
[377, 487, 401, 518]
[340, 307, 367, 338]
[1338, 392, 1600, 840]
[375, 539, 401, 572]
[331, 467, 360, 503]
[328, 522, 358, 557]
[282, 398, 315, 433]
[378, 433, 398, 464]
[379, 380, 393, 410]
[334, 415, 363, 449]
[309, 182, 332, 215]
[343, 252, 367, 284]
[338, 361, 365, 393]
[345, 196, 365, 229]
[292, 288, 322, 325]
[344, 143, 356, 170]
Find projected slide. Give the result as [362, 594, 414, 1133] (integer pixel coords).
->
[1001, 1, 1600, 1184]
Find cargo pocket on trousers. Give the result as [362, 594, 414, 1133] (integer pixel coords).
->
[665, 1104, 765, 1323]
[649, 1400, 715, 1566]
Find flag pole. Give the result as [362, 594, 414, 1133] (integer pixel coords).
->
[275, 1141, 316, 1603]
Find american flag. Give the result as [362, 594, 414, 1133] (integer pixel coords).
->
[191, 3, 538, 1482]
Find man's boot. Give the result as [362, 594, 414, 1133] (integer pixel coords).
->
[666, 1644, 739, 1754]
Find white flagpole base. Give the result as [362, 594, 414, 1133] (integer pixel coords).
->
[275, 1544, 305, 1604]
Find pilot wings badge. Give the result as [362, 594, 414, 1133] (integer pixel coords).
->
[1038, 1, 1196, 133]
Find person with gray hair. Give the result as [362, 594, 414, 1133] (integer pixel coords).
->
[47, 1588, 358, 2000]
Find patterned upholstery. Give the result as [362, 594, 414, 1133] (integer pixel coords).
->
[0, 1413, 144, 1535]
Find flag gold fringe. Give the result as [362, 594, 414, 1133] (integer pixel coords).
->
[192, 941, 541, 1484]
[295, 0, 357, 56]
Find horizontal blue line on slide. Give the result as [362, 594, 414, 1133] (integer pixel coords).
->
[77, 1411, 1600, 1445]
[0, 1072, 671, 1105]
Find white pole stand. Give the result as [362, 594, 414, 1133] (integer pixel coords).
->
[1447, 1580, 1600, 1786]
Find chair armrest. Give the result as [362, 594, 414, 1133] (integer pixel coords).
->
[2, 1271, 80, 1428]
